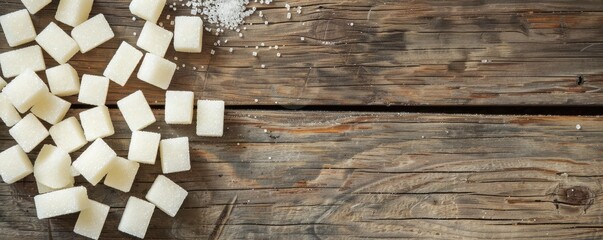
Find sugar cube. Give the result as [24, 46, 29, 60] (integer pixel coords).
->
[21, 0, 52, 14]
[160, 137, 190, 174]
[34, 186, 89, 219]
[137, 21, 173, 57]
[2, 69, 48, 113]
[0, 93, 21, 127]
[36, 178, 74, 194]
[0, 145, 32, 184]
[137, 53, 176, 90]
[31, 92, 71, 124]
[33, 145, 72, 189]
[174, 16, 203, 53]
[104, 157, 139, 192]
[129, 0, 166, 23]
[103, 42, 143, 86]
[72, 138, 116, 185]
[128, 131, 160, 164]
[71, 166, 80, 176]
[71, 14, 114, 53]
[49, 117, 87, 153]
[165, 91, 194, 124]
[9, 114, 49, 153]
[0, 9, 36, 47]
[146, 175, 188, 217]
[118, 196, 155, 239]
[117, 90, 156, 131]
[79, 106, 114, 141]
[55, 0, 94, 27]
[196, 100, 225, 137]
[78, 74, 109, 106]
[35, 22, 79, 64]
[74, 199, 110, 240]
[0, 77, 6, 90]
[0, 45, 46, 78]
[46, 64, 80, 97]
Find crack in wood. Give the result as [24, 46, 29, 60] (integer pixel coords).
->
[208, 195, 238, 240]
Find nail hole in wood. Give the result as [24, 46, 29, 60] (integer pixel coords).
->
[577, 75, 585, 85]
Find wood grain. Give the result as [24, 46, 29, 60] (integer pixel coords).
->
[0, 110, 602, 239]
[0, 0, 602, 106]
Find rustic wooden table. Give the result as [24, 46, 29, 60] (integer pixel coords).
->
[1, 0, 602, 239]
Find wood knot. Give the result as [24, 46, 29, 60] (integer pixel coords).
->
[560, 186, 593, 205]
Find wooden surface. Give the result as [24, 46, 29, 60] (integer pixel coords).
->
[0, 0, 603, 239]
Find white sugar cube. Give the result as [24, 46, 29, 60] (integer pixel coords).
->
[74, 199, 110, 240]
[49, 117, 87, 153]
[31, 92, 71, 124]
[2, 69, 48, 113]
[128, 131, 160, 164]
[196, 100, 225, 137]
[9, 114, 49, 153]
[72, 14, 114, 53]
[55, 0, 93, 27]
[79, 106, 114, 141]
[0, 145, 32, 184]
[137, 21, 173, 57]
[0, 9, 36, 47]
[104, 157, 139, 192]
[33, 145, 72, 189]
[72, 138, 116, 185]
[117, 90, 156, 131]
[137, 53, 176, 90]
[0, 45, 46, 78]
[78, 74, 109, 106]
[165, 91, 194, 124]
[46, 64, 80, 97]
[174, 16, 203, 53]
[34, 186, 89, 219]
[118, 196, 155, 239]
[21, 0, 52, 14]
[103, 42, 143, 86]
[0, 93, 21, 127]
[36, 178, 74, 194]
[160, 137, 190, 174]
[35, 22, 79, 64]
[146, 175, 188, 217]
[129, 0, 166, 24]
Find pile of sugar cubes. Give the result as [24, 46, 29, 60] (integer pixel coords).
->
[0, 0, 224, 239]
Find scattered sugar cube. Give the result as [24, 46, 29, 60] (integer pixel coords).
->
[34, 186, 89, 219]
[49, 117, 87, 153]
[165, 91, 194, 124]
[55, 0, 94, 27]
[46, 64, 80, 97]
[33, 145, 73, 189]
[117, 90, 156, 131]
[128, 131, 160, 164]
[118, 196, 155, 239]
[74, 199, 110, 240]
[71, 14, 115, 53]
[78, 74, 109, 106]
[129, 0, 166, 23]
[160, 137, 190, 174]
[0, 45, 46, 78]
[174, 16, 203, 53]
[9, 114, 49, 153]
[103, 42, 143, 86]
[0, 9, 36, 47]
[2, 69, 48, 113]
[0, 145, 32, 184]
[146, 175, 188, 217]
[35, 22, 79, 64]
[36, 178, 74, 194]
[0, 93, 21, 127]
[196, 100, 225, 137]
[21, 0, 52, 14]
[71, 165, 80, 177]
[137, 53, 176, 90]
[104, 157, 140, 192]
[31, 92, 71, 124]
[137, 21, 173, 57]
[72, 138, 116, 185]
[79, 106, 114, 141]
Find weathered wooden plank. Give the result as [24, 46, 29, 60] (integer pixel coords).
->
[1, 0, 602, 106]
[0, 110, 601, 239]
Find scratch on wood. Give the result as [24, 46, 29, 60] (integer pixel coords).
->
[209, 195, 238, 240]
[580, 43, 601, 52]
